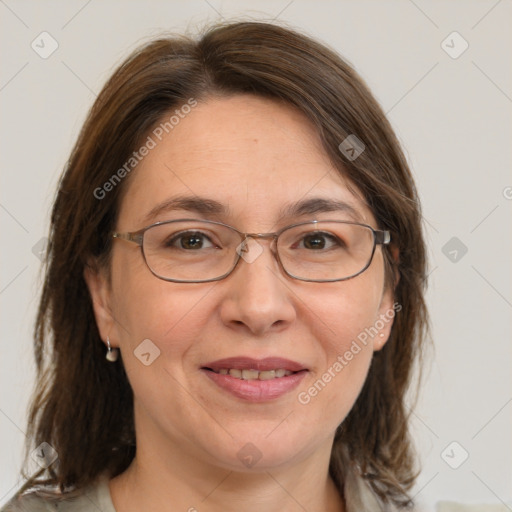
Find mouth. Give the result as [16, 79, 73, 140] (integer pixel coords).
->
[208, 368, 295, 380]
[201, 357, 308, 402]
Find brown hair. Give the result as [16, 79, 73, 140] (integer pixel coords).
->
[18, 21, 428, 507]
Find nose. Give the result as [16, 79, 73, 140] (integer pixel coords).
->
[218, 237, 296, 337]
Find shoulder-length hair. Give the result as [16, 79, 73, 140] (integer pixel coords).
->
[19, 21, 428, 508]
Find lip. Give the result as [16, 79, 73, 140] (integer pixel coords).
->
[202, 357, 307, 373]
[201, 357, 308, 403]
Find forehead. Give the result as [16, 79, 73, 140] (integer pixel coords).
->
[118, 95, 375, 229]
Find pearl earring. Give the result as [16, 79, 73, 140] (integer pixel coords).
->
[106, 336, 119, 362]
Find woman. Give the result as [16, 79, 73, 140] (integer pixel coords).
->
[3, 21, 428, 511]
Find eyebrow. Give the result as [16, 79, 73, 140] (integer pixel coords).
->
[143, 196, 229, 223]
[279, 197, 362, 222]
[142, 195, 363, 224]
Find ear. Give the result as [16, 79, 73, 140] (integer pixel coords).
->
[83, 261, 117, 348]
[373, 245, 400, 351]
[389, 243, 400, 288]
[373, 288, 396, 351]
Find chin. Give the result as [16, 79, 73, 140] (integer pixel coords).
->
[200, 425, 322, 472]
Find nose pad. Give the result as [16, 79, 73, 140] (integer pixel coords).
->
[235, 237, 264, 264]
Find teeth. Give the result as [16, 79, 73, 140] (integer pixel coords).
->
[217, 368, 294, 380]
[242, 369, 260, 380]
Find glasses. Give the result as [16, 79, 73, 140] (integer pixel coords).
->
[112, 218, 390, 283]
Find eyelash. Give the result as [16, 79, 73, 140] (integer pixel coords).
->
[164, 230, 345, 251]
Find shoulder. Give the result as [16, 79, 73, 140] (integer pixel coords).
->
[1, 492, 57, 511]
[1, 492, 99, 512]
[341, 448, 413, 512]
[1, 474, 116, 512]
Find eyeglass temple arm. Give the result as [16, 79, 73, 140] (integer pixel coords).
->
[112, 232, 144, 245]
[375, 230, 391, 245]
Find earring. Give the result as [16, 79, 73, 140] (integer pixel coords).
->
[379, 333, 385, 338]
[106, 336, 119, 362]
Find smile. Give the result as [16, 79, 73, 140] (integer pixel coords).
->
[209, 368, 295, 380]
[201, 357, 308, 402]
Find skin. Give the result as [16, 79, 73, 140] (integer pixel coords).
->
[85, 95, 395, 512]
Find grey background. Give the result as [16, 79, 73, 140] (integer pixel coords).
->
[1, 0, 511, 509]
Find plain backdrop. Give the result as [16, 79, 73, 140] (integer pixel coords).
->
[1, 1, 511, 510]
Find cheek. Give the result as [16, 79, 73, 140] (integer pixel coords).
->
[110, 276, 219, 413]
[306, 265, 385, 354]
[297, 310, 374, 433]
[110, 250, 216, 357]
[295, 266, 384, 421]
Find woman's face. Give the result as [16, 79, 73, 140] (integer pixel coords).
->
[87, 94, 395, 472]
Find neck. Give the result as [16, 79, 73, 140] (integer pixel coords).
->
[111, 460, 344, 512]
[109, 419, 345, 512]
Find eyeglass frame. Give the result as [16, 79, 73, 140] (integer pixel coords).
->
[112, 218, 391, 283]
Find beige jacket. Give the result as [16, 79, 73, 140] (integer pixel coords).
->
[1, 468, 402, 512]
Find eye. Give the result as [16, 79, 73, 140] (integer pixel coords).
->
[165, 231, 216, 250]
[297, 231, 345, 250]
